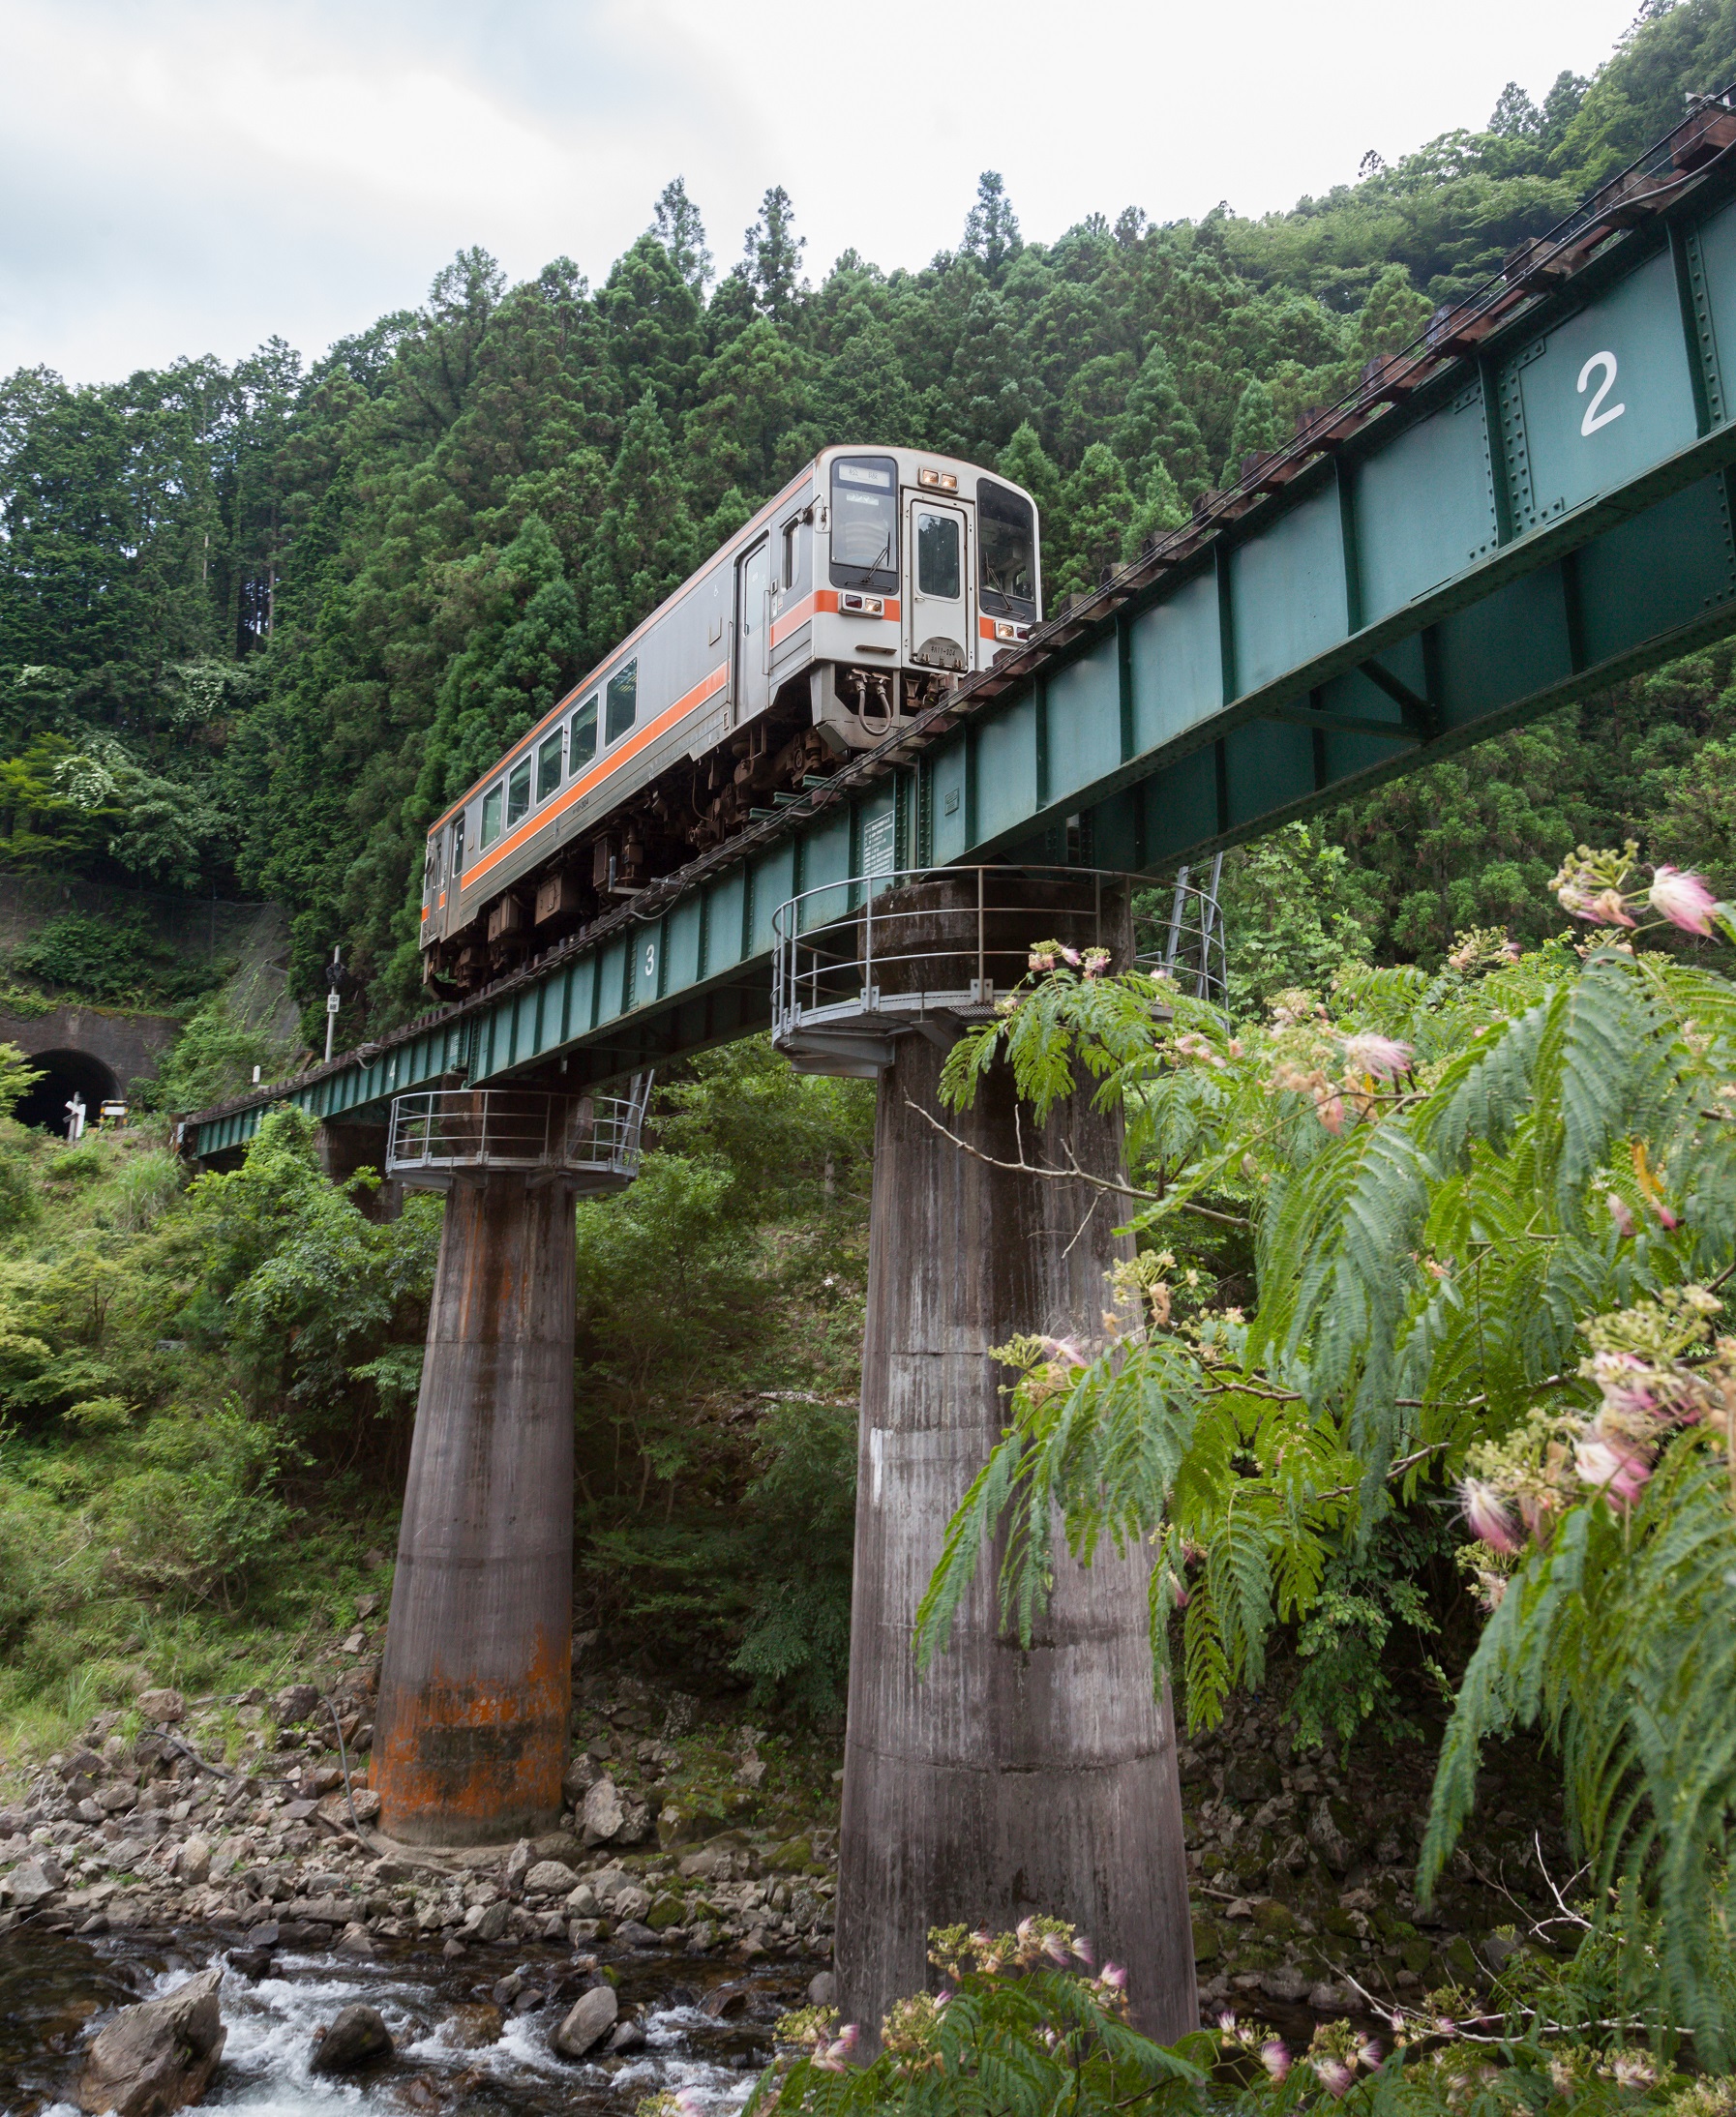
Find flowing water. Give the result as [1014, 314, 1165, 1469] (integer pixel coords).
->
[0, 1927, 816, 2116]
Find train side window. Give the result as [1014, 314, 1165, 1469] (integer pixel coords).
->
[480, 783, 503, 850]
[537, 730, 562, 802]
[424, 835, 440, 889]
[570, 695, 598, 773]
[605, 661, 638, 745]
[782, 519, 801, 589]
[507, 759, 532, 828]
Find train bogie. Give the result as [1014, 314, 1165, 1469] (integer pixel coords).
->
[419, 446, 1040, 992]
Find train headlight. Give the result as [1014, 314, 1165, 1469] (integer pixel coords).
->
[917, 467, 959, 492]
[840, 592, 885, 615]
[995, 619, 1028, 642]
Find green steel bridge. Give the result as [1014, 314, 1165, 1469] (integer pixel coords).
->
[186, 97, 1736, 1160]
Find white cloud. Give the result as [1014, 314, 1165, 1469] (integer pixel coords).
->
[0, 0, 1644, 383]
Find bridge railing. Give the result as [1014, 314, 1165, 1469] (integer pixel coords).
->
[385, 1077, 651, 1191]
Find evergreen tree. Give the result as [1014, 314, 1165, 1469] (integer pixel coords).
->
[813, 314, 917, 447]
[1222, 374, 1279, 484]
[684, 320, 817, 508]
[1050, 442, 1133, 600]
[652, 176, 712, 291]
[1487, 79, 1544, 137]
[742, 186, 806, 321]
[581, 391, 698, 655]
[1121, 459, 1186, 560]
[996, 421, 1061, 527]
[960, 170, 1022, 282]
[1111, 343, 1211, 500]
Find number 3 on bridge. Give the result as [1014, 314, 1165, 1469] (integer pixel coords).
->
[1577, 350, 1625, 436]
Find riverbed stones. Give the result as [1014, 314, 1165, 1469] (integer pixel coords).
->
[77, 1965, 224, 2116]
[551, 1983, 616, 2059]
[310, 2003, 393, 2074]
[522, 1860, 578, 1896]
[3, 1856, 61, 1907]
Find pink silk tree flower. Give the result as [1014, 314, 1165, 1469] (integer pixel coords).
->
[1649, 865, 1720, 937]
[1261, 2041, 1292, 2082]
[1459, 1477, 1523, 1556]
[1341, 1031, 1413, 1078]
[1574, 1434, 1652, 1504]
[1605, 1192, 1636, 1239]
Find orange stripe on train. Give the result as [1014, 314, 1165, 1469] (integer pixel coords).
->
[457, 663, 728, 893]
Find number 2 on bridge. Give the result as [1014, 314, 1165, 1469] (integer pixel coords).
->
[1577, 350, 1625, 436]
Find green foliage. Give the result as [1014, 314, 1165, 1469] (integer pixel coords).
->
[148, 990, 296, 1114]
[0, 1045, 42, 1122]
[750, 1921, 1207, 2117]
[731, 1402, 857, 1716]
[8, 909, 220, 1007]
[917, 858, 1736, 2051]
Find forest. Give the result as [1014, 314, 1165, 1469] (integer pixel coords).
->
[3, 0, 1736, 2109]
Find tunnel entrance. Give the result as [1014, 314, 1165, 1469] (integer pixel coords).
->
[14, 1049, 121, 1135]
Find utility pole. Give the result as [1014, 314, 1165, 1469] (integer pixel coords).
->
[324, 946, 343, 1063]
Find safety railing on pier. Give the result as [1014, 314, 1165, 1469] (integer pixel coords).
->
[770, 866, 1132, 1077]
[1135, 854, 1228, 1020]
[385, 1076, 651, 1191]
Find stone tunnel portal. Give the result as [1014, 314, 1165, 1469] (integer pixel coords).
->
[14, 1047, 121, 1134]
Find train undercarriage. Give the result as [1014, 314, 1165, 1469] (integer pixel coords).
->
[423, 661, 959, 997]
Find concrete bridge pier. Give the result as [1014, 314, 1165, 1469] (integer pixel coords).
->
[826, 876, 1196, 2046]
[369, 1081, 648, 1844]
[371, 1162, 578, 1844]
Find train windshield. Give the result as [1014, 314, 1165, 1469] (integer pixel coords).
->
[830, 457, 898, 591]
[977, 477, 1037, 619]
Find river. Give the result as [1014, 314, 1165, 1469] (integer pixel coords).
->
[0, 1926, 816, 2115]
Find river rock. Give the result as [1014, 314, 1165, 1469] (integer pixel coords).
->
[77, 1965, 224, 2116]
[136, 1689, 185, 1725]
[309, 2003, 393, 2074]
[523, 1860, 578, 1897]
[5, 1857, 62, 1906]
[464, 1899, 510, 1943]
[176, 1838, 212, 1886]
[551, 1984, 616, 2059]
[580, 1777, 625, 1845]
[444, 2003, 503, 2048]
[560, 1758, 595, 1807]
[807, 1971, 837, 2007]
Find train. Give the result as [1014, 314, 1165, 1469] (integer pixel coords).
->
[418, 444, 1042, 991]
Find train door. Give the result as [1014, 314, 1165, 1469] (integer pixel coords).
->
[735, 537, 772, 722]
[906, 498, 972, 671]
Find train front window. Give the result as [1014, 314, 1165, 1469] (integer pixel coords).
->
[916, 511, 962, 599]
[570, 695, 598, 773]
[829, 457, 898, 591]
[507, 759, 532, 829]
[606, 661, 637, 745]
[480, 783, 503, 850]
[424, 836, 440, 889]
[537, 730, 562, 801]
[977, 476, 1037, 619]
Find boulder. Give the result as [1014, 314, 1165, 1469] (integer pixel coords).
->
[807, 1972, 837, 2008]
[580, 1777, 625, 1846]
[227, 1948, 273, 1983]
[175, 1838, 211, 1887]
[309, 2003, 393, 2074]
[5, 1857, 63, 1907]
[613, 1885, 650, 1923]
[135, 1689, 185, 1726]
[563, 1884, 600, 1919]
[314, 1788, 380, 1827]
[335, 1922, 375, 1956]
[76, 1965, 225, 2116]
[463, 1900, 510, 1943]
[503, 1839, 532, 1886]
[443, 2003, 503, 2049]
[271, 1685, 321, 1728]
[560, 1758, 595, 1808]
[551, 1984, 617, 2059]
[523, 1860, 578, 1897]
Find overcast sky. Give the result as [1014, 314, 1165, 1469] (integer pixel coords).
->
[1, 0, 1646, 386]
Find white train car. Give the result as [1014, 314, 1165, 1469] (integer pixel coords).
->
[419, 445, 1041, 989]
